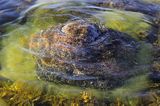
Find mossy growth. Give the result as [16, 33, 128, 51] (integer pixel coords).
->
[0, 80, 107, 106]
[98, 10, 151, 40]
[0, 79, 159, 106]
[27, 7, 71, 29]
[0, 24, 36, 81]
[136, 42, 154, 65]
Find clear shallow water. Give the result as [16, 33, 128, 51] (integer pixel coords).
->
[0, 0, 160, 105]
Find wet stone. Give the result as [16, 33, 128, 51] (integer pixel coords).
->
[30, 19, 151, 89]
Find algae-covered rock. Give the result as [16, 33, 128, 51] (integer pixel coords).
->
[29, 19, 152, 89]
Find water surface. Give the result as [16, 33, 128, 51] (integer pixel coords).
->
[0, 0, 160, 105]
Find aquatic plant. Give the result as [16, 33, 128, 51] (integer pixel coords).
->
[98, 10, 151, 40]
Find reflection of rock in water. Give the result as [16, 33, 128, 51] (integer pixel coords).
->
[30, 19, 152, 89]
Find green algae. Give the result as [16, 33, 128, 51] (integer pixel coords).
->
[27, 6, 71, 29]
[112, 75, 149, 97]
[98, 10, 151, 40]
[0, 77, 151, 106]
[0, 98, 8, 106]
[137, 42, 154, 65]
[0, 24, 36, 81]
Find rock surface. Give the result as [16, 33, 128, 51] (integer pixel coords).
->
[29, 20, 145, 89]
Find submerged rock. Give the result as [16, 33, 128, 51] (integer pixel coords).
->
[29, 20, 151, 89]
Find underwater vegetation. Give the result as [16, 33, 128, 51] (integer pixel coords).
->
[0, 79, 159, 105]
[0, 0, 159, 105]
